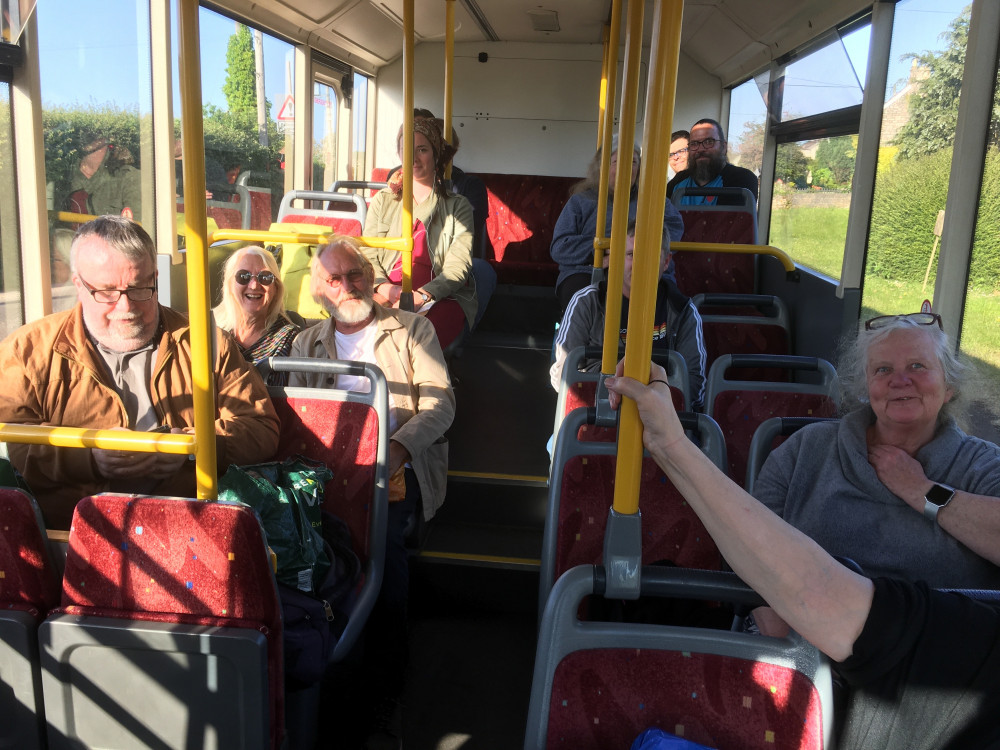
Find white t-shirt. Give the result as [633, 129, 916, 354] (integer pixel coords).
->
[334, 323, 398, 434]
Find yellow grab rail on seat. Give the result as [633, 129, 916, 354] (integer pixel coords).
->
[671, 241, 798, 275]
[0, 424, 195, 454]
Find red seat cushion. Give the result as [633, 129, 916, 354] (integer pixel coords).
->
[556, 455, 720, 575]
[547, 649, 823, 749]
[0, 488, 59, 612]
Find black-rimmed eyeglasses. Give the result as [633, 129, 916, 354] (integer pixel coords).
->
[77, 273, 156, 304]
[235, 270, 275, 286]
[688, 138, 720, 151]
[864, 312, 942, 331]
[669, 147, 689, 158]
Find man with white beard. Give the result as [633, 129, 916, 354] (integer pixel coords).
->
[288, 235, 454, 749]
[0, 215, 279, 530]
[666, 118, 758, 206]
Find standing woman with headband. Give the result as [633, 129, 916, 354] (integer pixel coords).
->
[363, 116, 477, 350]
[214, 246, 300, 386]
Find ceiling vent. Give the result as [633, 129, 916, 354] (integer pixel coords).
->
[527, 9, 560, 33]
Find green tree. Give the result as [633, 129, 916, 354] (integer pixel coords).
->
[774, 142, 809, 187]
[894, 7, 1000, 159]
[731, 120, 764, 175]
[812, 135, 856, 186]
[222, 24, 259, 129]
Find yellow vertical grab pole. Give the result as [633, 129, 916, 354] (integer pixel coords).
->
[596, 23, 610, 150]
[614, 0, 684, 517]
[177, 0, 218, 499]
[600, 0, 642, 379]
[400, 0, 415, 299]
[593, 1, 622, 273]
[444, 0, 456, 181]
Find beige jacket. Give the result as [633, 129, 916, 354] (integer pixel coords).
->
[0, 305, 280, 529]
[363, 188, 477, 327]
[287, 305, 454, 520]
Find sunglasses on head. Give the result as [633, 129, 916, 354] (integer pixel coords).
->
[235, 270, 275, 286]
[864, 312, 942, 331]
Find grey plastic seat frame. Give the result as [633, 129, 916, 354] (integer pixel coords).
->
[277, 188, 367, 229]
[692, 291, 791, 329]
[540, 406, 727, 617]
[670, 185, 759, 242]
[524, 564, 833, 750]
[704, 353, 840, 413]
[40, 498, 276, 750]
[552, 345, 689, 444]
[260, 357, 389, 663]
[745, 415, 840, 494]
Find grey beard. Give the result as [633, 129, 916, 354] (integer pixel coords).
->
[329, 295, 375, 325]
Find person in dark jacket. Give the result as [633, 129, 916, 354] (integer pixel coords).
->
[551, 219, 706, 411]
[666, 118, 758, 205]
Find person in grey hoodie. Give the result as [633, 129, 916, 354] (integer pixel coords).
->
[551, 219, 706, 411]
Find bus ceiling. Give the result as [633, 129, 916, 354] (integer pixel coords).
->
[221, 0, 873, 85]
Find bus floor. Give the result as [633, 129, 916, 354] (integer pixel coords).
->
[315, 563, 539, 750]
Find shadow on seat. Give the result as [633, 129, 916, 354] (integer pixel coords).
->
[40, 494, 283, 750]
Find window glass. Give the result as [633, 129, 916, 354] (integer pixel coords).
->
[862, 0, 969, 320]
[351, 73, 369, 182]
[727, 78, 767, 178]
[37, 0, 154, 312]
[312, 81, 338, 191]
[960, 50, 1000, 439]
[0, 79, 22, 339]
[174, 6, 292, 232]
[771, 27, 867, 122]
[768, 137, 852, 280]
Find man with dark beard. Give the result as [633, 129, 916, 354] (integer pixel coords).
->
[666, 118, 758, 205]
[287, 235, 454, 750]
[0, 216, 279, 529]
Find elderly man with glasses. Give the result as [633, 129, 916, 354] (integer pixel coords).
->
[0, 215, 280, 529]
[666, 118, 759, 205]
[288, 235, 454, 750]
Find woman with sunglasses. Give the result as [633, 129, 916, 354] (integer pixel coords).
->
[214, 246, 299, 386]
[753, 312, 1000, 593]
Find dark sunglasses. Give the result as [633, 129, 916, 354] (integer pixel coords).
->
[235, 270, 275, 286]
[864, 312, 942, 331]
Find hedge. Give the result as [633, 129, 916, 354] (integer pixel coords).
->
[867, 147, 1000, 292]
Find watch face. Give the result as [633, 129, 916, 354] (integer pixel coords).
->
[926, 483, 955, 506]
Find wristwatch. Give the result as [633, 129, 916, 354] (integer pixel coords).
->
[923, 482, 956, 522]
[417, 289, 433, 304]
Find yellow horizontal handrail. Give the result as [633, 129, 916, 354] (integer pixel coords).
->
[50, 210, 98, 225]
[671, 242, 796, 274]
[207, 229, 411, 254]
[0, 423, 195, 455]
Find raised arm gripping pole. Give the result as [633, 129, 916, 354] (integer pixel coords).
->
[605, 0, 684, 602]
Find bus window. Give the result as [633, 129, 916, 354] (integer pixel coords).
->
[727, 78, 767, 180]
[863, 0, 970, 319]
[770, 135, 854, 280]
[312, 81, 338, 191]
[0, 77, 22, 340]
[179, 7, 293, 228]
[38, 0, 154, 310]
[351, 73, 370, 183]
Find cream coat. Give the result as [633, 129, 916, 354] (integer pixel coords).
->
[287, 305, 454, 520]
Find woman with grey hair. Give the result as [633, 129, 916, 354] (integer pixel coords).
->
[214, 245, 299, 386]
[752, 311, 1000, 589]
